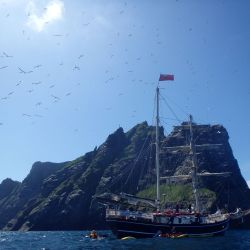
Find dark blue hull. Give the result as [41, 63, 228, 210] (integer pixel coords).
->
[107, 218, 229, 238]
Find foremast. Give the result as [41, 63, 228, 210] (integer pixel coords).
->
[189, 115, 200, 213]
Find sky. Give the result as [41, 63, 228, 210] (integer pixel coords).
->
[0, 0, 250, 186]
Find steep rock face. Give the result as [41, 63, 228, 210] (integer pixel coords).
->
[160, 123, 250, 210]
[24, 127, 129, 230]
[0, 162, 66, 230]
[0, 121, 249, 230]
[0, 127, 132, 230]
[0, 178, 20, 200]
[20, 161, 67, 199]
[0, 179, 21, 228]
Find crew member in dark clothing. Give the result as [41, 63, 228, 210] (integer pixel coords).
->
[175, 204, 179, 213]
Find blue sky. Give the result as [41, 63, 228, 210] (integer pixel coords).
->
[0, 0, 250, 186]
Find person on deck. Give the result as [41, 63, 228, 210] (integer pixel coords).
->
[175, 204, 179, 213]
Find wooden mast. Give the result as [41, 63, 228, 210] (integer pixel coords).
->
[156, 86, 160, 210]
[189, 114, 200, 213]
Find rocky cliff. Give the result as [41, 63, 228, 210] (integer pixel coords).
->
[0, 121, 249, 230]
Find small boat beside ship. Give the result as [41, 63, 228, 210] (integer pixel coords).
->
[229, 208, 250, 228]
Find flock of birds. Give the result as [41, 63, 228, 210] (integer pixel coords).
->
[0, 15, 156, 128]
[0, 45, 85, 127]
[0, 0, 205, 131]
[0, 44, 152, 126]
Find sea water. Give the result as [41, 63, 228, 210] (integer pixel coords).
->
[0, 230, 250, 250]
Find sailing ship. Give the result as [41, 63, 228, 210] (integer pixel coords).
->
[97, 76, 230, 238]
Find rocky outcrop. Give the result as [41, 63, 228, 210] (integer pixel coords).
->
[0, 162, 66, 230]
[0, 178, 20, 200]
[160, 123, 250, 210]
[0, 121, 249, 230]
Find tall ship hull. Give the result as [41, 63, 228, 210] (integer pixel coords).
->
[106, 209, 230, 238]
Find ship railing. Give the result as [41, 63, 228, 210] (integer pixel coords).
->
[106, 208, 153, 221]
[161, 209, 194, 215]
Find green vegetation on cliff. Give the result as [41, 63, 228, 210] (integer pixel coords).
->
[137, 184, 216, 210]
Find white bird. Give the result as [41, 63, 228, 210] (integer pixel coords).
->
[3, 52, 13, 58]
[73, 65, 80, 70]
[34, 64, 42, 69]
[18, 67, 33, 74]
[22, 113, 32, 117]
[51, 95, 60, 100]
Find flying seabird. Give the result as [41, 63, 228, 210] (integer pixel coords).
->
[51, 95, 60, 100]
[16, 81, 22, 86]
[22, 113, 32, 117]
[34, 64, 42, 69]
[3, 52, 13, 58]
[18, 67, 33, 74]
[73, 65, 80, 70]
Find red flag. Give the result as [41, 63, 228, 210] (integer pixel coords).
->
[159, 74, 174, 81]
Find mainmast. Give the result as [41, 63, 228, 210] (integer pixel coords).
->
[189, 114, 200, 213]
[156, 86, 160, 209]
[155, 74, 174, 210]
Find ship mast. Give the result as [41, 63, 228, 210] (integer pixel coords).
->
[156, 86, 160, 209]
[189, 114, 200, 213]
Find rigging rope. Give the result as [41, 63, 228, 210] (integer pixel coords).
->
[137, 141, 154, 191]
[122, 91, 158, 190]
[96, 122, 157, 193]
[161, 93, 189, 117]
[159, 93, 182, 123]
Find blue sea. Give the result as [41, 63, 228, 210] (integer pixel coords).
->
[0, 230, 250, 250]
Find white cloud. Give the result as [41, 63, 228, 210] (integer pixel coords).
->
[247, 180, 250, 188]
[26, 0, 64, 32]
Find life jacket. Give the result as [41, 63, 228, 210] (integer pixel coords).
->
[90, 232, 97, 239]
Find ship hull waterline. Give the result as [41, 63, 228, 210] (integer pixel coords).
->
[107, 218, 230, 238]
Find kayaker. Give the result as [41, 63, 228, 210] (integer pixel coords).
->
[89, 230, 98, 239]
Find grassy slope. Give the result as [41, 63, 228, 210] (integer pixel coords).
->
[137, 184, 216, 210]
